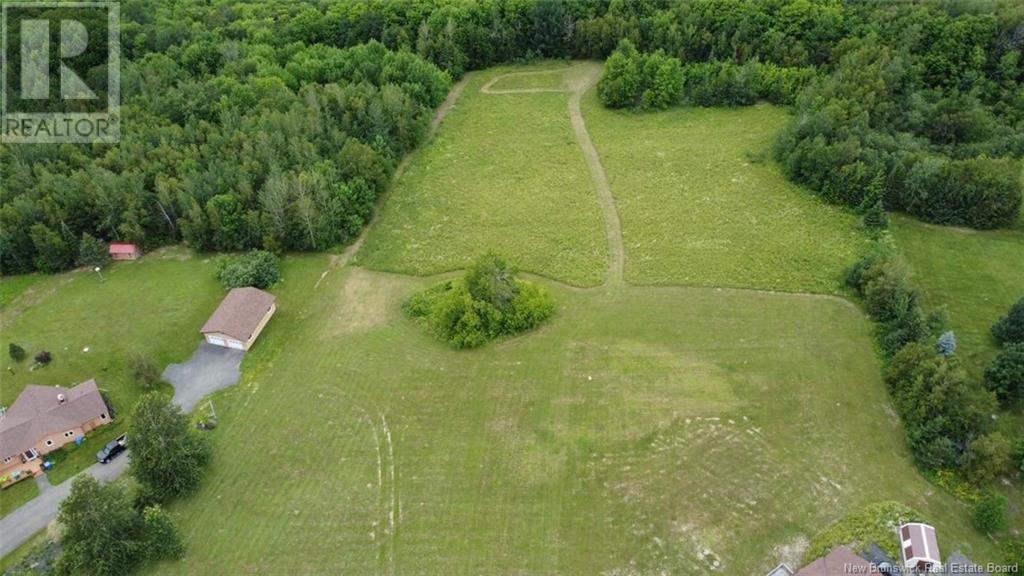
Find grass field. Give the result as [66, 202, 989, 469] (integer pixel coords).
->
[892, 214, 1024, 378]
[0, 478, 38, 518]
[0, 248, 225, 501]
[582, 95, 868, 293]
[143, 265, 995, 575]
[356, 63, 608, 287]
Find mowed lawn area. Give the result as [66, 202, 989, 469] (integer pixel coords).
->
[355, 63, 608, 287]
[0, 248, 225, 512]
[582, 94, 868, 293]
[145, 266, 995, 575]
[892, 214, 1024, 378]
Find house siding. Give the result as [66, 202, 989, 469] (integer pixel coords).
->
[1, 414, 110, 488]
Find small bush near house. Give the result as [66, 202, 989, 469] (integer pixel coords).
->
[404, 253, 554, 349]
[217, 250, 281, 290]
[34, 350, 52, 365]
[8, 342, 26, 362]
[985, 343, 1024, 405]
[78, 233, 110, 269]
[128, 353, 162, 390]
[806, 501, 921, 562]
[992, 297, 1024, 345]
[972, 492, 1008, 533]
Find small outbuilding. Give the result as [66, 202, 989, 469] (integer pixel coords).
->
[108, 243, 141, 260]
[899, 523, 941, 573]
[200, 287, 276, 351]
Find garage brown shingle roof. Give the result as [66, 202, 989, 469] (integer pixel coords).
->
[201, 287, 276, 342]
[0, 380, 109, 460]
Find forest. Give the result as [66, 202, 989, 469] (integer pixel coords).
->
[2, 0, 1022, 273]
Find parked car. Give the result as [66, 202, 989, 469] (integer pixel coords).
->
[96, 434, 127, 464]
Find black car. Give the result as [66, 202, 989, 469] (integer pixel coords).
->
[96, 434, 127, 464]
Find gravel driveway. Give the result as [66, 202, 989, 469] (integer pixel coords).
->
[163, 341, 246, 412]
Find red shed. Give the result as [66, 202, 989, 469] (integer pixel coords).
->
[108, 243, 141, 260]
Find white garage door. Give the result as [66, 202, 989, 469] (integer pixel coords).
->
[206, 335, 227, 347]
[226, 339, 245, 350]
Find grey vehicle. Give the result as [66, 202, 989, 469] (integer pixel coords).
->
[95, 434, 127, 464]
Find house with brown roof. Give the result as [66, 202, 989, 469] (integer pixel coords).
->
[200, 287, 276, 351]
[0, 379, 112, 488]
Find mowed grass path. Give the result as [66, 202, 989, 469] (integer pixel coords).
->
[582, 95, 868, 293]
[0, 248, 225, 513]
[892, 214, 1024, 378]
[356, 63, 608, 287]
[146, 266, 994, 575]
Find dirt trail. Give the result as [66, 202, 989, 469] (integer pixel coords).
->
[478, 64, 626, 288]
[566, 65, 625, 288]
[316, 78, 468, 288]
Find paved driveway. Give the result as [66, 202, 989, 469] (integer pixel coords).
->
[0, 341, 245, 559]
[163, 341, 245, 412]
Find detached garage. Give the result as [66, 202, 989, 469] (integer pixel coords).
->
[201, 287, 276, 351]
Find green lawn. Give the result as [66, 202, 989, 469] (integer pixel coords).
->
[0, 274, 45, 309]
[356, 63, 608, 287]
[144, 266, 996, 575]
[892, 214, 1024, 378]
[582, 95, 869, 293]
[0, 247, 226, 496]
[0, 477, 38, 519]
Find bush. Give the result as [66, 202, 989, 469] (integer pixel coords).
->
[217, 250, 281, 289]
[936, 331, 957, 357]
[404, 253, 554, 349]
[806, 501, 921, 562]
[142, 505, 184, 561]
[598, 40, 682, 110]
[964, 432, 1011, 485]
[78, 233, 110, 269]
[972, 492, 1008, 533]
[846, 253, 929, 356]
[992, 297, 1024, 345]
[985, 343, 1024, 404]
[885, 342, 997, 472]
[901, 157, 1023, 230]
[8, 342, 26, 362]
[34, 350, 52, 365]
[128, 353, 161, 390]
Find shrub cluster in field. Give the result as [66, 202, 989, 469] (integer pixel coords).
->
[805, 501, 921, 562]
[985, 298, 1024, 407]
[217, 250, 281, 289]
[405, 254, 554, 349]
[598, 40, 813, 109]
[846, 252, 1009, 484]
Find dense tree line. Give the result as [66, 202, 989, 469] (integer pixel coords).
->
[846, 252, 1014, 486]
[3, 0, 1022, 274]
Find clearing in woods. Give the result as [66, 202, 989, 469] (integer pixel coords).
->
[137, 64, 998, 575]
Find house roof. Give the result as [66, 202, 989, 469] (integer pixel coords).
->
[200, 287, 276, 341]
[0, 380, 108, 460]
[108, 243, 138, 254]
[795, 546, 875, 576]
[900, 523, 940, 564]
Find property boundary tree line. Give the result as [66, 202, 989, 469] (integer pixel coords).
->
[6, 0, 1021, 275]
